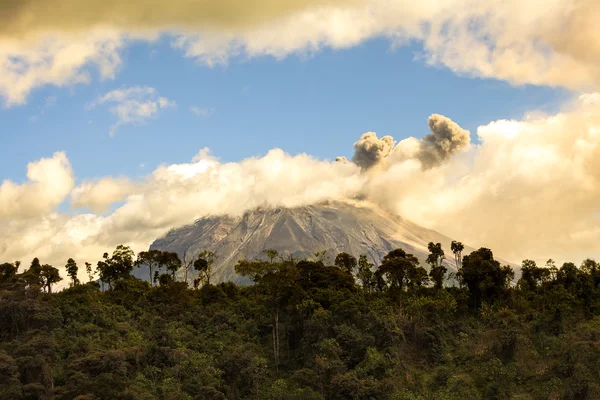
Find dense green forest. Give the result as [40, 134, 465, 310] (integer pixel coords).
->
[1, 242, 600, 400]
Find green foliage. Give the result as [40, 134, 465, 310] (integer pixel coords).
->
[3, 245, 600, 399]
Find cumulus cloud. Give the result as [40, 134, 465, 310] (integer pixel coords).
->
[0, 152, 73, 220]
[2, 0, 600, 105]
[89, 86, 175, 136]
[0, 0, 360, 40]
[352, 132, 395, 170]
[0, 149, 365, 267]
[4, 96, 600, 269]
[0, 29, 125, 106]
[173, 0, 600, 91]
[71, 177, 137, 213]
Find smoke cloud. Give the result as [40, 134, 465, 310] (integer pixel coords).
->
[352, 132, 395, 170]
[347, 114, 470, 170]
[418, 114, 471, 169]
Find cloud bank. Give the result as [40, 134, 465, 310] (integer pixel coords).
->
[2, 0, 600, 105]
[3, 98, 600, 269]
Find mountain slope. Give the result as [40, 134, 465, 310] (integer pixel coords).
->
[149, 200, 473, 283]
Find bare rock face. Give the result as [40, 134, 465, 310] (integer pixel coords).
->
[149, 200, 471, 284]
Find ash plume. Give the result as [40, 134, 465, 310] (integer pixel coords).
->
[352, 132, 395, 170]
[418, 114, 471, 169]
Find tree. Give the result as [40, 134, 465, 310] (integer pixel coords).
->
[40, 264, 62, 293]
[162, 251, 182, 281]
[427, 242, 447, 289]
[194, 251, 217, 286]
[65, 258, 79, 286]
[235, 258, 300, 370]
[451, 241, 464, 269]
[135, 250, 164, 286]
[518, 259, 550, 292]
[557, 262, 578, 289]
[457, 248, 514, 309]
[182, 250, 195, 285]
[23, 258, 44, 289]
[334, 253, 357, 275]
[97, 245, 135, 289]
[0, 263, 18, 283]
[375, 248, 425, 292]
[313, 250, 328, 264]
[263, 249, 279, 264]
[85, 262, 94, 282]
[356, 255, 375, 292]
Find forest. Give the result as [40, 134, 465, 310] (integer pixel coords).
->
[1, 242, 600, 400]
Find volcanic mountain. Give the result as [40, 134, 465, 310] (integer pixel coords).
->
[149, 200, 474, 284]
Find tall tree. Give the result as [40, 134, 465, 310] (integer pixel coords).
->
[334, 252, 357, 275]
[65, 258, 79, 286]
[97, 245, 135, 289]
[357, 255, 375, 292]
[162, 252, 182, 281]
[0, 263, 17, 283]
[135, 250, 164, 286]
[457, 248, 513, 309]
[40, 264, 62, 293]
[427, 242, 447, 289]
[194, 250, 217, 286]
[263, 249, 279, 264]
[85, 262, 94, 282]
[451, 241, 464, 270]
[235, 258, 300, 370]
[182, 250, 195, 285]
[376, 248, 426, 292]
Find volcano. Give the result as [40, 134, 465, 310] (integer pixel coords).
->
[148, 200, 474, 283]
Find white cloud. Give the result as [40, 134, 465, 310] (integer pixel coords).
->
[0, 29, 126, 106]
[0, 152, 73, 220]
[71, 177, 137, 213]
[190, 106, 215, 118]
[89, 86, 175, 136]
[172, 0, 600, 91]
[1, 0, 600, 105]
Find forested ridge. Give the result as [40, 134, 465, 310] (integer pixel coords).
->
[1, 242, 600, 400]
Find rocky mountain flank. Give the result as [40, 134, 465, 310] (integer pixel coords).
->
[150, 201, 473, 283]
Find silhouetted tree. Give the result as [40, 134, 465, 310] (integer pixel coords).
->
[451, 241, 464, 269]
[162, 251, 182, 281]
[97, 245, 135, 289]
[357, 255, 375, 292]
[0, 263, 17, 283]
[427, 242, 447, 289]
[458, 248, 513, 309]
[135, 249, 164, 286]
[194, 250, 217, 286]
[40, 264, 62, 293]
[85, 262, 94, 282]
[334, 252, 357, 275]
[376, 248, 426, 292]
[65, 258, 79, 286]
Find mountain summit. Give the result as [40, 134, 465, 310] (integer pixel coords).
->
[150, 200, 469, 283]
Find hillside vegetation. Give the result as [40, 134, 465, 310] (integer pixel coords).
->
[1, 243, 599, 400]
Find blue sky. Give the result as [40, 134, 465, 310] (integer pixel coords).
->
[1, 37, 569, 183]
